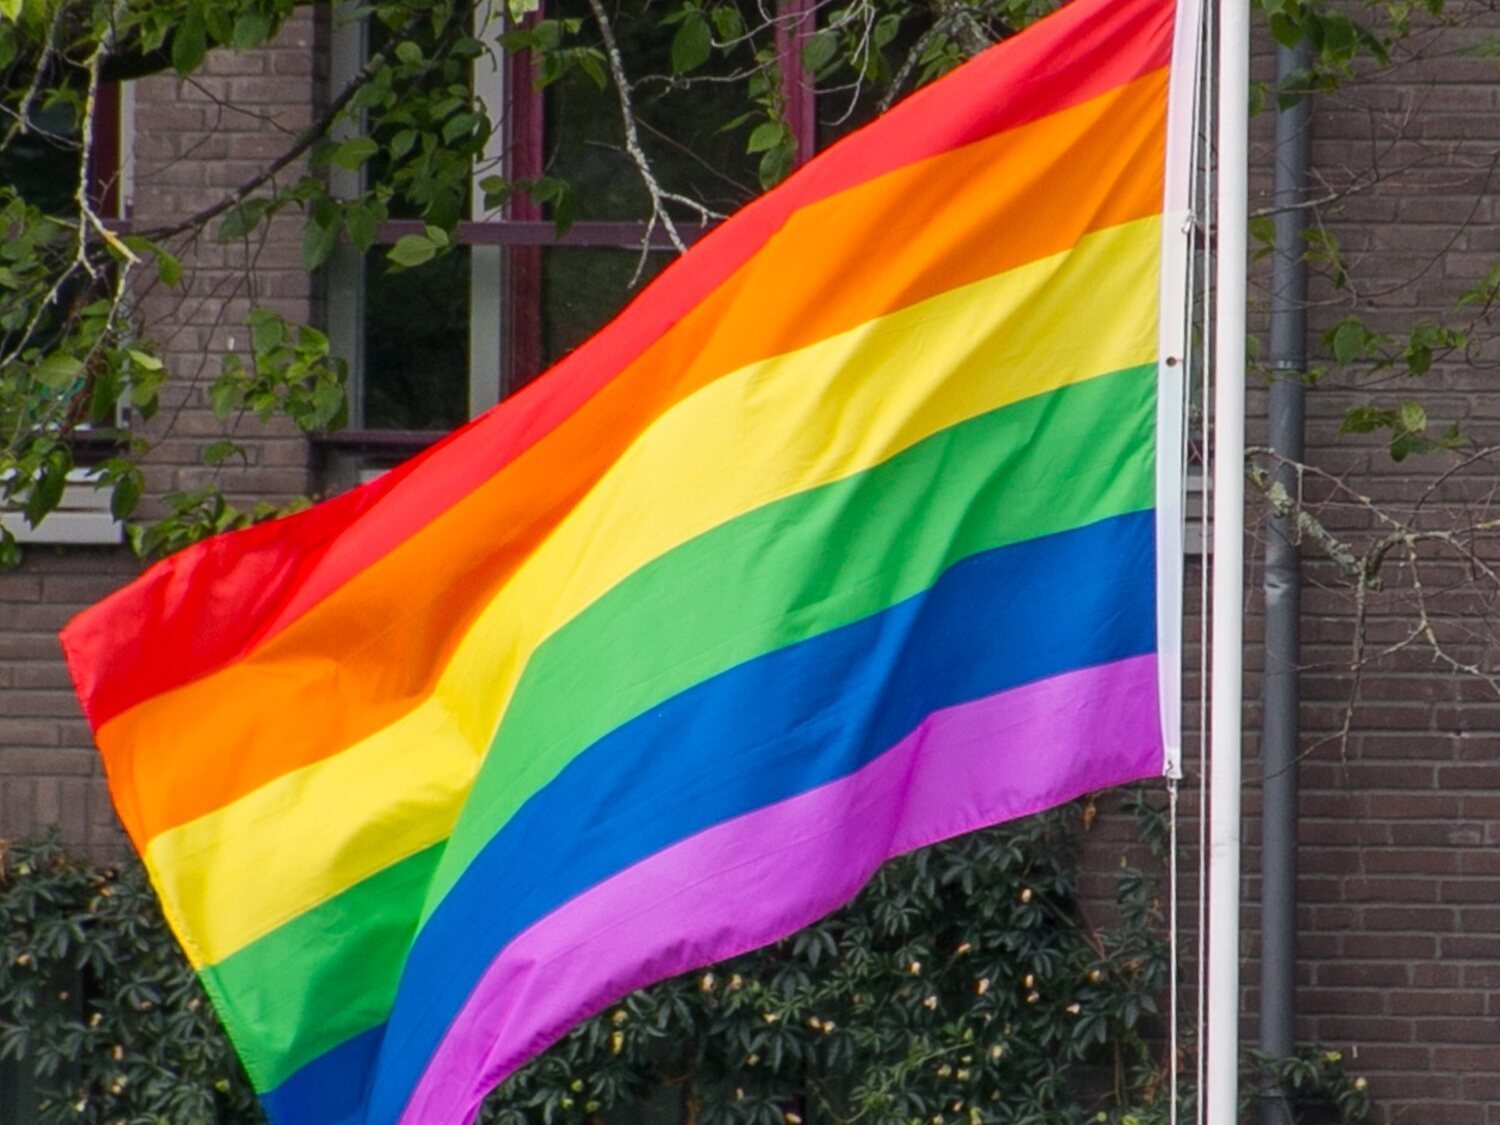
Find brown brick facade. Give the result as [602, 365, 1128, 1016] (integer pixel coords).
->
[1240, 7, 1500, 1118]
[0, 14, 320, 855]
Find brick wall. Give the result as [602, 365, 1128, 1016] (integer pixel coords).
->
[0, 14, 320, 854]
[1237, 6, 1500, 1121]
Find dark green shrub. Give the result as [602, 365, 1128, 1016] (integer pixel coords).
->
[0, 797, 1371, 1124]
[0, 836, 261, 1123]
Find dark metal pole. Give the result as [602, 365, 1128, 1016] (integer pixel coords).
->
[1260, 38, 1312, 1125]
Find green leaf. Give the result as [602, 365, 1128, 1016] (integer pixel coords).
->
[802, 29, 838, 72]
[34, 354, 83, 389]
[387, 234, 437, 268]
[1466, 33, 1500, 59]
[1268, 12, 1303, 48]
[389, 128, 418, 159]
[1329, 317, 1366, 364]
[575, 50, 607, 89]
[250, 310, 286, 354]
[209, 376, 240, 421]
[231, 9, 273, 50]
[758, 139, 796, 188]
[1248, 79, 1269, 117]
[155, 247, 182, 287]
[218, 199, 269, 241]
[127, 348, 164, 371]
[551, 183, 576, 234]
[172, 0, 207, 74]
[1399, 399, 1427, 435]
[747, 121, 785, 153]
[711, 5, 744, 41]
[24, 462, 68, 528]
[110, 471, 143, 521]
[308, 378, 346, 430]
[204, 4, 233, 44]
[344, 204, 379, 252]
[1248, 214, 1275, 254]
[395, 39, 424, 65]
[1276, 67, 1317, 110]
[202, 439, 243, 467]
[1317, 11, 1358, 57]
[302, 218, 340, 271]
[87, 366, 122, 423]
[1339, 404, 1394, 436]
[479, 174, 513, 214]
[442, 111, 480, 144]
[297, 323, 331, 352]
[671, 15, 712, 74]
[716, 111, 756, 135]
[331, 136, 379, 171]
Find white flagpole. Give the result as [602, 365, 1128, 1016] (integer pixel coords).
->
[1207, 0, 1248, 1117]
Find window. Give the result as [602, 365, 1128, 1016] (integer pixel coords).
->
[0, 83, 131, 546]
[318, 0, 823, 484]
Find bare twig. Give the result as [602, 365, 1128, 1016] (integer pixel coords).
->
[1246, 459, 1368, 584]
[585, 0, 723, 280]
[75, 36, 140, 277]
[0, 0, 66, 149]
[878, 26, 939, 112]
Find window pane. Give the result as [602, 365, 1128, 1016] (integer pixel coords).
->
[541, 247, 670, 366]
[544, 0, 763, 221]
[2, 102, 80, 212]
[363, 248, 471, 429]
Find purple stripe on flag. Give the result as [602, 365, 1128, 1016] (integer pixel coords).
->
[397, 653, 1162, 1125]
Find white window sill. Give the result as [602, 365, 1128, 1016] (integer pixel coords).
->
[1, 469, 124, 546]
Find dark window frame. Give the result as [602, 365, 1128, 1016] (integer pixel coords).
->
[320, 0, 819, 463]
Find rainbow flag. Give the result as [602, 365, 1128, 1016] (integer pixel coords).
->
[62, 0, 1196, 1118]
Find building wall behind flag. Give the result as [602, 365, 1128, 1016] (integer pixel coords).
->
[124, 11, 319, 514]
[0, 11, 321, 857]
[1256, 8, 1500, 1115]
[4, 6, 1500, 1123]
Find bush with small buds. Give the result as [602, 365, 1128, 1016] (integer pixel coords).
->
[3, 795, 1372, 1125]
[0, 836, 261, 1124]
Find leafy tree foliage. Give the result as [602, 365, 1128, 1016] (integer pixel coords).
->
[2, 0, 1490, 562]
[0, 0, 1053, 562]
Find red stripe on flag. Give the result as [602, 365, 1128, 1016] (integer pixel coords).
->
[62, 0, 1173, 730]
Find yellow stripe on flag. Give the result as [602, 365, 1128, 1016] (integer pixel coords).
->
[148, 215, 1163, 967]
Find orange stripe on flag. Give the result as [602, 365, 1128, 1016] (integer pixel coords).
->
[97, 68, 1168, 849]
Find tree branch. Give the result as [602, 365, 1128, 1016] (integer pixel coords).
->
[1246, 459, 1369, 585]
[585, 0, 722, 280]
[134, 11, 436, 242]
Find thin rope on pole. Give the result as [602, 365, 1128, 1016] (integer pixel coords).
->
[1171, 7, 1211, 1117]
[1194, 0, 1216, 1113]
[1168, 775, 1181, 1125]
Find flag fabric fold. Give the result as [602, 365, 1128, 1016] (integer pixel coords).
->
[61, 0, 1195, 1118]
